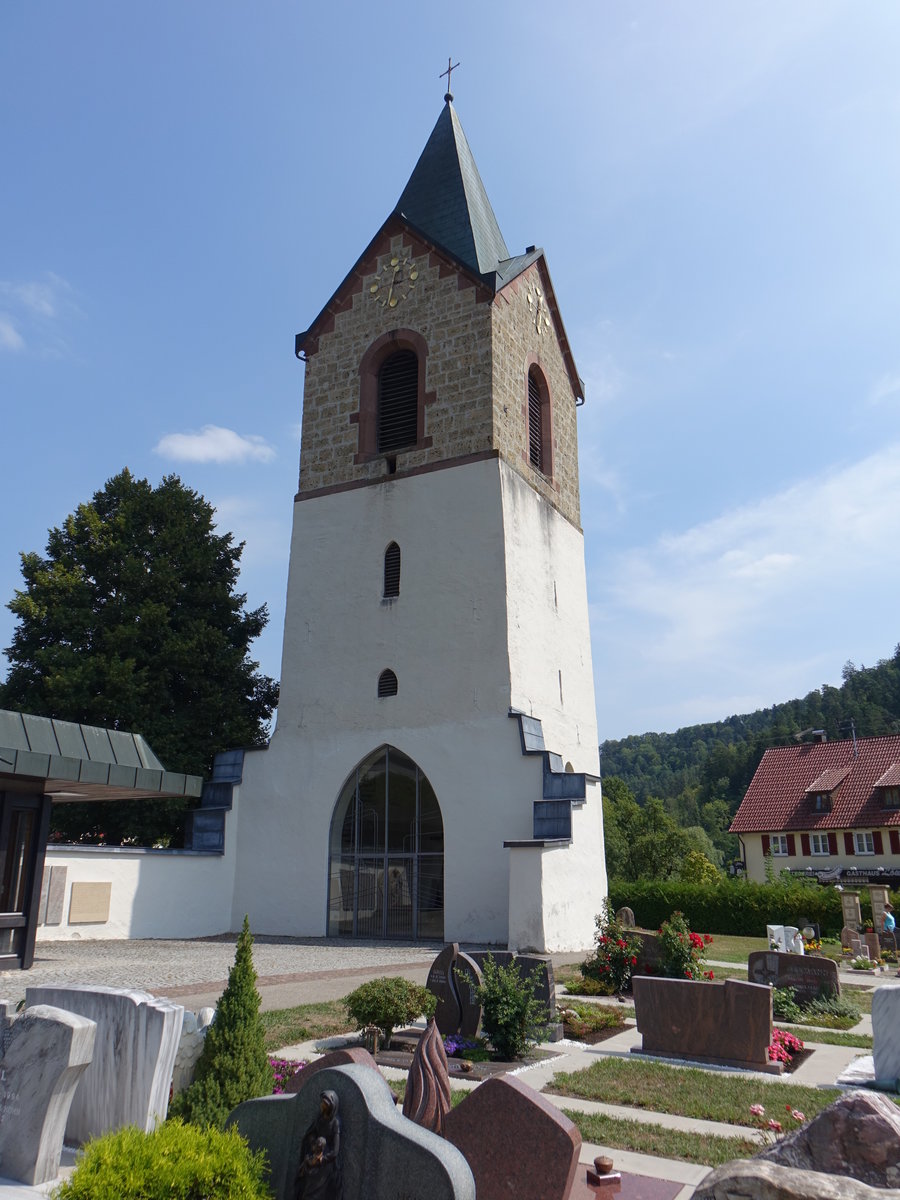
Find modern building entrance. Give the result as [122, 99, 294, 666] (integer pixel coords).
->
[327, 745, 444, 940]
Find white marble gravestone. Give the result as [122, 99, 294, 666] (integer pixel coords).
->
[872, 983, 900, 1083]
[0, 1001, 95, 1185]
[25, 984, 183, 1143]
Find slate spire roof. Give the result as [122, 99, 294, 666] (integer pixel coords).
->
[394, 99, 510, 277]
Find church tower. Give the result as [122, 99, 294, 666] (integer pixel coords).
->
[229, 96, 606, 951]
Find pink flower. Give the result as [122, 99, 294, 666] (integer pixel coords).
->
[750, 1104, 765, 1117]
[767, 1119, 783, 1133]
[790, 1109, 805, 1122]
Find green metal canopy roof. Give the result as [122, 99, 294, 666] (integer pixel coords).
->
[0, 709, 203, 802]
[394, 100, 510, 277]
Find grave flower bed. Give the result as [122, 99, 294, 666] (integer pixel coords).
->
[768, 1028, 804, 1068]
[269, 1056, 305, 1093]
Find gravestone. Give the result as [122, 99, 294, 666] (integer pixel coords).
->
[869, 885, 891, 936]
[615, 906, 635, 927]
[864, 931, 881, 960]
[632, 977, 775, 1071]
[872, 984, 900, 1083]
[284, 1046, 380, 1095]
[443, 1075, 580, 1200]
[402, 1019, 451, 1135]
[841, 926, 859, 949]
[426, 944, 482, 1037]
[841, 890, 863, 929]
[747, 950, 840, 1003]
[226, 1063, 475, 1200]
[767, 923, 787, 951]
[784, 926, 805, 954]
[0, 1001, 95, 1186]
[26, 984, 183, 1142]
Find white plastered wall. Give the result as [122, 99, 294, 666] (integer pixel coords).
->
[229, 456, 605, 949]
[36, 824, 237, 942]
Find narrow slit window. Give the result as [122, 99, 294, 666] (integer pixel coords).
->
[378, 669, 398, 697]
[378, 351, 418, 453]
[528, 369, 543, 470]
[383, 543, 401, 598]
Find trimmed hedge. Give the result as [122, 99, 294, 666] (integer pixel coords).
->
[606, 878, 879, 938]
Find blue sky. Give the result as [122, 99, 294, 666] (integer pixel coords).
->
[2, 2, 899, 743]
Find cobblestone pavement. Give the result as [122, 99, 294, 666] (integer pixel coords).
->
[0, 936, 438, 1006]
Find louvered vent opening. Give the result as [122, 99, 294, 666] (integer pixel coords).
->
[528, 370, 543, 471]
[383, 543, 401, 597]
[378, 669, 398, 697]
[378, 351, 419, 453]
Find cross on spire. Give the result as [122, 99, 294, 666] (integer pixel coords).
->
[440, 57, 460, 103]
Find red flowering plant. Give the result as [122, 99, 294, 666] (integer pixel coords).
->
[581, 902, 643, 996]
[656, 911, 715, 981]
[768, 1028, 804, 1067]
[749, 1101, 806, 1144]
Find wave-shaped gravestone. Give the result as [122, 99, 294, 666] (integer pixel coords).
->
[25, 984, 183, 1143]
[0, 1001, 95, 1186]
[227, 1062, 475, 1200]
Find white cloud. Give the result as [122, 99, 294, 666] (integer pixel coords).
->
[592, 444, 900, 737]
[0, 315, 24, 352]
[870, 371, 900, 405]
[154, 424, 277, 465]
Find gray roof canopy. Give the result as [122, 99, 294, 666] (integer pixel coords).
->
[0, 709, 202, 802]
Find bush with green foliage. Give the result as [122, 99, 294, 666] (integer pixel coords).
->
[169, 917, 273, 1128]
[344, 976, 436, 1046]
[473, 953, 547, 1061]
[582, 902, 643, 994]
[608, 878, 848, 938]
[655, 911, 714, 980]
[51, 1120, 272, 1200]
[771, 987, 803, 1022]
[801, 993, 861, 1027]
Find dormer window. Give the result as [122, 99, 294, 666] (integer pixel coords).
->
[811, 792, 832, 813]
[882, 787, 900, 809]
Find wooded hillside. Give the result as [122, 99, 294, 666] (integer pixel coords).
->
[600, 645, 900, 864]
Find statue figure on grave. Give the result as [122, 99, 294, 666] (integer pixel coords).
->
[295, 1090, 343, 1200]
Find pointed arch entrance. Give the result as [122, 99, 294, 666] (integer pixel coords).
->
[327, 746, 444, 940]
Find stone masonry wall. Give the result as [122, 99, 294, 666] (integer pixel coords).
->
[298, 232, 494, 495]
[491, 262, 582, 528]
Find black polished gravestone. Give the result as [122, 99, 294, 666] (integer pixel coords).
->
[747, 950, 840, 1003]
[426, 944, 483, 1037]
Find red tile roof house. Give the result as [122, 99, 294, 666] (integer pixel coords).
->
[731, 734, 900, 884]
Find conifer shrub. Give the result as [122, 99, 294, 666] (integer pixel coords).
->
[473, 954, 546, 1061]
[344, 976, 436, 1047]
[169, 916, 274, 1128]
[51, 1120, 272, 1200]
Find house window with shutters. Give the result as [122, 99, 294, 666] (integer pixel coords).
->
[770, 834, 788, 856]
[526, 366, 552, 477]
[854, 831, 875, 855]
[810, 833, 830, 856]
[383, 542, 401, 598]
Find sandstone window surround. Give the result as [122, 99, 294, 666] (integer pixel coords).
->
[525, 362, 553, 478]
[354, 329, 435, 466]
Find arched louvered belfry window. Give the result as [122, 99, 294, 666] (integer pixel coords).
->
[528, 368, 545, 471]
[383, 542, 401, 598]
[377, 350, 419, 453]
[378, 669, 398, 697]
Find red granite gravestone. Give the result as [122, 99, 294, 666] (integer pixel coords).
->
[283, 1046, 380, 1094]
[632, 976, 776, 1071]
[443, 1074, 580, 1200]
[747, 950, 840, 1003]
[402, 1018, 451, 1135]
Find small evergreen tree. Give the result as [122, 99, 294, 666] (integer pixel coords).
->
[169, 916, 273, 1128]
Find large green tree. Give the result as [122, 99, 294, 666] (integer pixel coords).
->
[0, 469, 279, 845]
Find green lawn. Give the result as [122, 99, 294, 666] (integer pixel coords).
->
[260, 1000, 355, 1051]
[564, 1110, 761, 1166]
[701, 934, 768, 962]
[545, 1058, 838, 1126]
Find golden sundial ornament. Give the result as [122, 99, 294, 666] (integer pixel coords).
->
[369, 254, 419, 309]
[526, 282, 551, 336]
